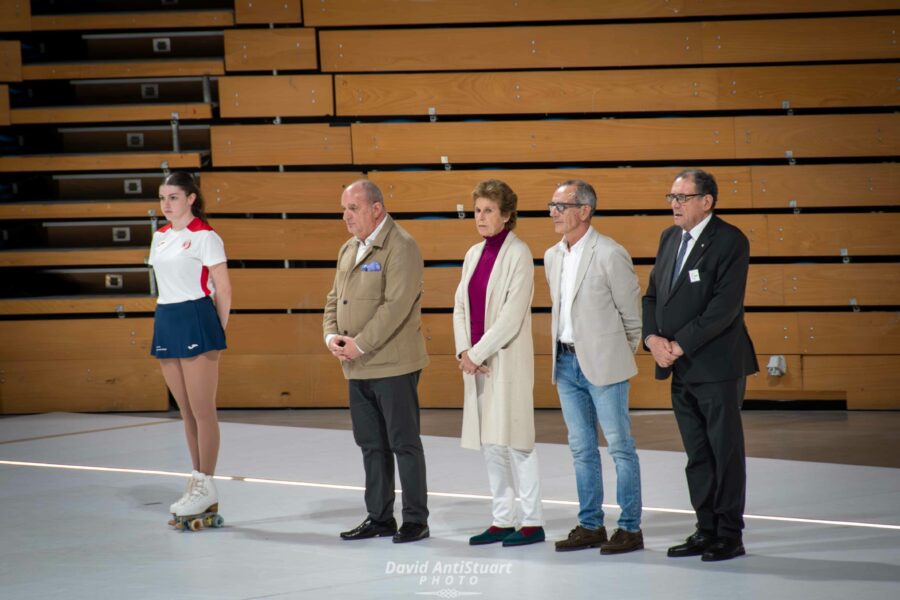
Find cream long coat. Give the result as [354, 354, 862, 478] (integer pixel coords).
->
[453, 231, 536, 451]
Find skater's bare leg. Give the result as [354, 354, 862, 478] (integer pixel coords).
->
[181, 351, 221, 476]
[160, 358, 200, 471]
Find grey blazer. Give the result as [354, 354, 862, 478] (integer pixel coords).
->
[544, 226, 642, 387]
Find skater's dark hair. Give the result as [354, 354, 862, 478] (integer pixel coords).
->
[161, 171, 208, 223]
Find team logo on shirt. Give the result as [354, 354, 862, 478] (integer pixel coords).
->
[182, 240, 192, 250]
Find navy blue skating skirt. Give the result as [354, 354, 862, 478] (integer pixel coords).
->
[151, 296, 226, 359]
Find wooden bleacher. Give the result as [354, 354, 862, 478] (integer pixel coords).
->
[1, 1, 898, 413]
[304, 0, 900, 26]
[234, 0, 301, 24]
[335, 64, 900, 116]
[223, 28, 316, 71]
[318, 17, 900, 72]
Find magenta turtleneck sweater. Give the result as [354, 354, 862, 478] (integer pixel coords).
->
[468, 228, 510, 345]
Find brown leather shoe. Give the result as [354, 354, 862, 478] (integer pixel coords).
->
[555, 525, 607, 552]
[600, 528, 644, 554]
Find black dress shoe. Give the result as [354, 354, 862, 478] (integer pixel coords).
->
[340, 517, 398, 540]
[393, 522, 430, 543]
[667, 531, 716, 557]
[702, 537, 745, 562]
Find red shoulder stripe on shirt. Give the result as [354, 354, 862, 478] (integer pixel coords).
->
[187, 217, 214, 232]
[157, 223, 172, 232]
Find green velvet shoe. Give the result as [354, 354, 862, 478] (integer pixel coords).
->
[469, 526, 516, 545]
[502, 526, 546, 547]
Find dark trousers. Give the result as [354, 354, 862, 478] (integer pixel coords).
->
[348, 371, 428, 525]
[671, 375, 747, 540]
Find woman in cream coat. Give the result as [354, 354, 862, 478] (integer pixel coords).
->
[453, 179, 545, 547]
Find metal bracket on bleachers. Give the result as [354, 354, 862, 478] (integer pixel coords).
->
[840, 248, 850, 264]
[160, 161, 170, 176]
[441, 155, 452, 171]
[170, 112, 181, 153]
[784, 150, 795, 165]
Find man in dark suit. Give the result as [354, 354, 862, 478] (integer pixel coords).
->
[642, 168, 758, 562]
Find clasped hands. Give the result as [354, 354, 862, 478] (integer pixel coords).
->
[646, 335, 684, 368]
[458, 350, 489, 376]
[329, 335, 363, 361]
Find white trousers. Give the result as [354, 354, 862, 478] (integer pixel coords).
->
[476, 374, 544, 527]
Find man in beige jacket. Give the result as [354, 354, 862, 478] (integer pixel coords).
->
[324, 180, 430, 544]
[544, 179, 644, 554]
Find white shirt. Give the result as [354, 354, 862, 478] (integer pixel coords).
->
[678, 213, 713, 276]
[149, 217, 227, 304]
[355, 215, 388, 265]
[557, 232, 589, 344]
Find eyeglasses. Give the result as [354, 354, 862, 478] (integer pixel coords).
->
[548, 202, 585, 213]
[665, 193, 705, 205]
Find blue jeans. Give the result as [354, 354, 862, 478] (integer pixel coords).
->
[556, 352, 642, 531]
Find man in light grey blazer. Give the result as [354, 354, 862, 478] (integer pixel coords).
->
[544, 179, 644, 554]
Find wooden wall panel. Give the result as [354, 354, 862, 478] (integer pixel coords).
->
[336, 64, 899, 117]
[305, 0, 900, 26]
[735, 114, 900, 159]
[10, 103, 212, 125]
[0, 83, 8, 126]
[0, 248, 147, 267]
[202, 171, 362, 213]
[0, 359, 166, 413]
[218, 354, 348, 407]
[798, 313, 900, 355]
[746, 313, 800, 355]
[718, 64, 900, 110]
[224, 28, 316, 72]
[369, 166, 753, 211]
[768, 214, 900, 257]
[783, 264, 900, 307]
[803, 356, 900, 409]
[351, 118, 736, 164]
[235, 0, 302, 24]
[211, 215, 767, 261]
[0, 200, 159, 220]
[197, 165, 897, 213]
[30, 10, 234, 31]
[701, 16, 900, 64]
[218, 75, 333, 118]
[21, 59, 224, 80]
[0, 152, 201, 173]
[0, 40, 22, 81]
[210, 124, 352, 166]
[750, 164, 900, 209]
[0, 0, 30, 32]
[0, 318, 154, 361]
[335, 68, 720, 116]
[0, 296, 157, 316]
[320, 23, 703, 72]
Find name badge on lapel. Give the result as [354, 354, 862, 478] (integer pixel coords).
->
[689, 269, 700, 283]
[360, 261, 382, 272]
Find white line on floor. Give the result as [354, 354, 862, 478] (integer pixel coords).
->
[2, 459, 898, 531]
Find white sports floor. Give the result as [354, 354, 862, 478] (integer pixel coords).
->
[1, 412, 899, 600]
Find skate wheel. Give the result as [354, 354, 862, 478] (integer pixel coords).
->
[189, 519, 203, 532]
[167, 518, 176, 527]
[211, 514, 224, 528]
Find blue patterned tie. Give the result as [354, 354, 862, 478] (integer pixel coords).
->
[671, 231, 692, 286]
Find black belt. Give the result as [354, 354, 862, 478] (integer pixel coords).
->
[557, 341, 576, 353]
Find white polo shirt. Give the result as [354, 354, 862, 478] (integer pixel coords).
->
[149, 217, 227, 304]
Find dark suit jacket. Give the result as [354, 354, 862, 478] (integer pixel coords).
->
[642, 214, 758, 382]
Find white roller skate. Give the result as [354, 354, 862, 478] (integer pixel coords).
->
[169, 472, 223, 532]
[169, 470, 200, 513]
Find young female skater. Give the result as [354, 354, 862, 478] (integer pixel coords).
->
[149, 172, 231, 523]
